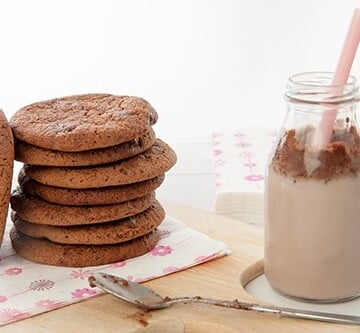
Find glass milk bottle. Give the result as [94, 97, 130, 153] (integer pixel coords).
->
[264, 72, 360, 302]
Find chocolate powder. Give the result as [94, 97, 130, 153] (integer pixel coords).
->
[271, 125, 360, 181]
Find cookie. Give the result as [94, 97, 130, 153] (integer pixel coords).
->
[10, 228, 160, 267]
[11, 200, 165, 245]
[19, 171, 164, 206]
[11, 188, 155, 226]
[10, 94, 158, 152]
[23, 139, 177, 189]
[0, 110, 14, 247]
[14, 128, 156, 166]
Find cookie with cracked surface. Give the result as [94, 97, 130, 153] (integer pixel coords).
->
[14, 128, 156, 166]
[18, 170, 164, 206]
[10, 228, 160, 267]
[0, 110, 14, 248]
[11, 188, 155, 226]
[10, 94, 158, 152]
[23, 139, 177, 189]
[11, 200, 165, 245]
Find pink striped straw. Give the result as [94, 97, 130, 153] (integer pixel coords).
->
[317, 8, 360, 148]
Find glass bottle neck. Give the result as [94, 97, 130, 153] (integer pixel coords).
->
[286, 71, 358, 104]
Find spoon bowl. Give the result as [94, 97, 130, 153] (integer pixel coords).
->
[89, 272, 168, 310]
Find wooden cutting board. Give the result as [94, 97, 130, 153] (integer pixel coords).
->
[0, 202, 357, 332]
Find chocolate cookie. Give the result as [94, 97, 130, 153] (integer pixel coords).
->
[19, 171, 164, 206]
[11, 200, 165, 244]
[23, 139, 177, 189]
[11, 188, 155, 226]
[15, 128, 156, 166]
[10, 228, 160, 267]
[0, 110, 14, 247]
[10, 94, 158, 152]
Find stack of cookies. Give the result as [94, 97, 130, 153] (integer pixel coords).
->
[9, 94, 177, 267]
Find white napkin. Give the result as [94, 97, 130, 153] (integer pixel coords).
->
[212, 128, 277, 225]
[0, 216, 229, 326]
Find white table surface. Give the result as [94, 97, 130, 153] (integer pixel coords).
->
[156, 137, 216, 211]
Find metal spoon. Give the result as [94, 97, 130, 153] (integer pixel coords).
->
[89, 272, 360, 326]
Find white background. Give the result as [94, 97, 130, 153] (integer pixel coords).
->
[1, 0, 360, 141]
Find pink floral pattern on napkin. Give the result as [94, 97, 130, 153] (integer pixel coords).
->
[212, 128, 276, 194]
[0, 215, 229, 327]
[212, 128, 277, 223]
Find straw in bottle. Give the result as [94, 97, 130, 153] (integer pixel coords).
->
[316, 8, 360, 148]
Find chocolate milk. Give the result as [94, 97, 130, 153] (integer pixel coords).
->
[265, 126, 360, 301]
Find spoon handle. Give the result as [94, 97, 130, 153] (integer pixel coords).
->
[250, 303, 360, 325]
[167, 297, 360, 325]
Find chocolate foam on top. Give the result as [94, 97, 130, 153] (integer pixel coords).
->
[271, 125, 360, 181]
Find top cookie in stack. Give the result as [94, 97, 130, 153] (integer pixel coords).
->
[11, 94, 158, 154]
[9, 94, 177, 267]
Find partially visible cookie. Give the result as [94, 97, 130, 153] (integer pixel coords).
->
[11, 188, 155, 226]
[12, 200, 165, 245]
[15, 128, 156, 166]
[0, 110, 14, 247]
[19, 171, 164, 206]
[10, 94, 158, 152]
[10, 228, 160, 267]
[24, 139, 177, 189]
